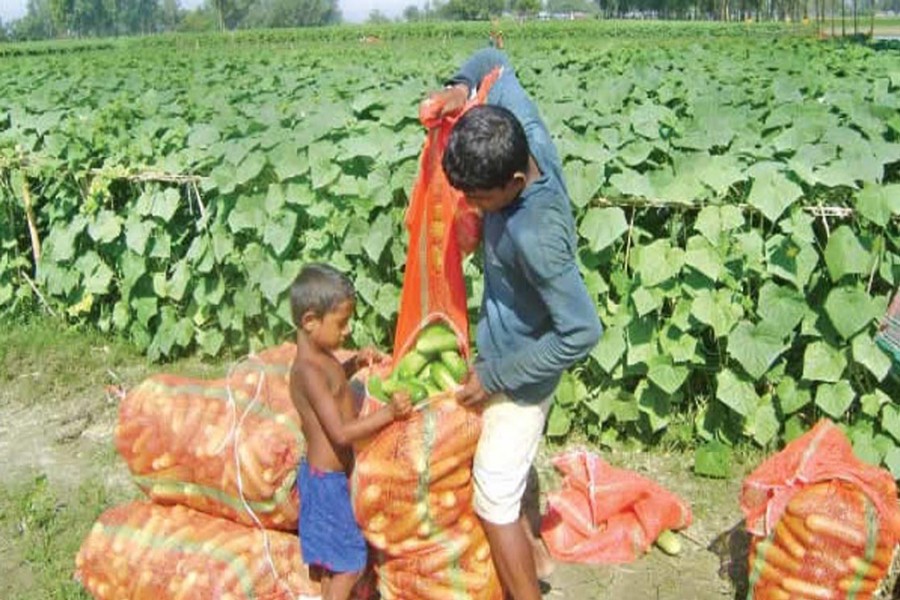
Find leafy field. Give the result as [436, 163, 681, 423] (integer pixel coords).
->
[1, 21, 900, 474]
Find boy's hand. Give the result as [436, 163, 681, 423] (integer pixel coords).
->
[419, 83, 469, 128]
[389, 391, 413, 419]
[356, 346, 389, 371]
[456, 370, 491, 406]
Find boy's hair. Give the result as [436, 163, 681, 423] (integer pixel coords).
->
[290, 263, 355, 327]
[442, 105, 528, 193]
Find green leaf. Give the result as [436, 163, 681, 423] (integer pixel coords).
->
[881, 404, 900, 443]
[823, 286, 882, 340]
[860, 389, 890, 417]
[132, 295, 158, 328]
[151, 189, 180, 222]
[270, 142, 309, 181]
[765, 234, 818, 290]
[125, 219, 153, 255]
[749, 402, 779, 446]
[167, 260, 190, 302]
[694, 441, 732, 479]
[776, 377, 812, 415]
[631, 286, 660, 317]
[228, 194, 265, 232]
[631, 240, 684, 287]
[647, 356, 688, 395]
[659, 326, 697, 364]
[610, 168, 654, 198]
[757, 282, 806, 334]
[691, 289, 743, 338]
[625, 316, 657, 367]
[591, 325, 626, 373]
[308, 143, 340, 190]
[546, 403, 572, 438]
[823, 226, 872, 281]
[197, 328, 225, 356]
[684, 235, 721, 281]
[748, 168, 803, 223]
[727, 321, 788, 380]
[852, 333, 892, 381]
[802, 340, 847, 382]
[579, 207, 628, 253]
[235, 152, 267, 186]
[694, 205, 744, 245]
[716, 369, 757, 417]
[565, 161, 606, 208]
[363, 213, 393, 263]
[854, 183, 900, 227]
[554, 371, 586, 408]
[883, 445, 900, 479]
[636, 380, 674, 433]
[263, 210, 298, 257]
[87, 210, 122, 243]
[814, 381, 855, 419]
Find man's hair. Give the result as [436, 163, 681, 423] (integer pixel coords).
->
[442, 105, 529, 193]
[290, 263, 355, 327]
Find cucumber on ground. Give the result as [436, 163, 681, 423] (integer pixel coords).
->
[655, 529, 681, 556]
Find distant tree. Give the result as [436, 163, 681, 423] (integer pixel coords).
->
[177, 5, 217, 30]
[440, 0, 504, 19]
[546, 0, 596, 12]
[510, 0, 542, 14]
[367, 8, 392, 22]
[160, 0, 180, 30]
[403, 4, 423, 20]
[12, 0, 56, 39]
[241, 0, 340, 28]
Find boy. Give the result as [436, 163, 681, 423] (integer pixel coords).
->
[422, 50, 603, 600]
[289, 263, 412, 600]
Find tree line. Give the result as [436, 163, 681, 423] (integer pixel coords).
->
[1, 0, 896, 42]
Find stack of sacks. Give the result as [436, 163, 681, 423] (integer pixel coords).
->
[75, 344, 324, 599]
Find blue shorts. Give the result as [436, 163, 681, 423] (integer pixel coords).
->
[297, 459, 367, 574]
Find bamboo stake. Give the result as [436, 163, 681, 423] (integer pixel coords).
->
[20, 177, 41, 268]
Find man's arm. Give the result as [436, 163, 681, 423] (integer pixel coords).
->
[474, 219, 602, 395]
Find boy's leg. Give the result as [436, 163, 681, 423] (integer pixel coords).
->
[326, 570, 361, 600]
[473, 394, 552, 600]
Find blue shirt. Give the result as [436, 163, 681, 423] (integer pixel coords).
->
[449, 49, 603, 403]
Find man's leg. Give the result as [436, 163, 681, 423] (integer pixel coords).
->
[326, 571, 361, 600]
[481, 516, 542, 600]
[473, 395, 552, 600]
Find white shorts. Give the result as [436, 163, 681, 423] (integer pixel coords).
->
[473, 393, 552, 525]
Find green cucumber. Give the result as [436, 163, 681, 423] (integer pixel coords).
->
[439, 350, 467, 382]
[415, 323, 459, 355]
[655, 529, 681, 556]
[431, 362, 458, 392]
[367, 375, 389, 403]
[381, 375, 404, 396]
[402, 380, 429, 404]
[396, 350, 429, 378]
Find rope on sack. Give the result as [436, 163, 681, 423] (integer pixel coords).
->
[222, 354, 305, 600]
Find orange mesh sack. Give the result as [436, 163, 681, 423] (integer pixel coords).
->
[540, 450, 693, 564]
[115, 344, 301, 530]
[75, 501, 319, 600]
[742, 419, 900, 599]
[351, 389, 501, 600]
[391, 68, 501, 363]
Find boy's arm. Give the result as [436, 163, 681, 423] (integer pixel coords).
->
[474, 218, 603, 395]
[301, 366, 396, 447]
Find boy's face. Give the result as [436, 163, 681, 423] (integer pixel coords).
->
[462, 174, 526, 213]
[304, 299, 354, 351]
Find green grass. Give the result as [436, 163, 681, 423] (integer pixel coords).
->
[0, 475, 117, 600]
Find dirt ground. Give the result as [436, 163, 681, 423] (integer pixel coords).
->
[1, 321, 898, 599]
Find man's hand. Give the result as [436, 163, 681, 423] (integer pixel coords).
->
[455, 369, 491, 407]
[389, 391, 413, 420]
[419, 83, 469, 128]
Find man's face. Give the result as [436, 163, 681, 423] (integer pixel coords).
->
[462, 176, 525, 213]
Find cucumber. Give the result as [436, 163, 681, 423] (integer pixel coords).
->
[415, 323, 459, 355]
[655, 529, 681, 556]
[431, 362, 458, 392]
[439, 350, 467, 382]
[403, 380, 429, 404]
[381, 375, 404, 396]
[367, 375, 389, 403]
[396, 350, 429, 379]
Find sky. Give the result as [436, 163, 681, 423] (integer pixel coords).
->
[0, 0, 423, 24]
